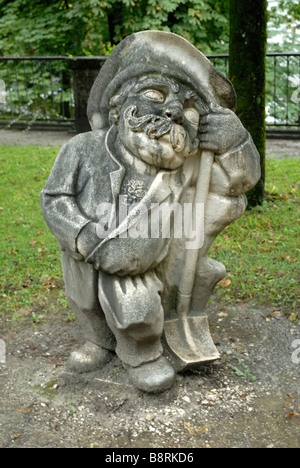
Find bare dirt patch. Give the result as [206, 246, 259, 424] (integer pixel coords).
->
[1, 304, 299, 448]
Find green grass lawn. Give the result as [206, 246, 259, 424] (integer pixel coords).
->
[0, 145, 69, 327]
[211, 158, 299, 313]
[0, 144, 299, 328]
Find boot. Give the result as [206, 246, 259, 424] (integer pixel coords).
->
[126, 356, 175, 393]
[67, 341, 113, 374]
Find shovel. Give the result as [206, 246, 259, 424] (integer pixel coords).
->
[164, 150, 220, 371]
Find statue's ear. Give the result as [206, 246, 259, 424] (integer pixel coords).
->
[89, 112, 104, 130]
[209, 68, 237, 112]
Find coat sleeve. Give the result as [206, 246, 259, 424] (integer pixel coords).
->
[210, 133, 261, 197]
[40, 134, 92, 256]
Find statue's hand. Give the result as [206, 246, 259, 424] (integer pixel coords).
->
[199, 103, 247, 155]
[77, 222, 100, 258]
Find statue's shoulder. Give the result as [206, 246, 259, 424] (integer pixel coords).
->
[60, 129, 107, 158]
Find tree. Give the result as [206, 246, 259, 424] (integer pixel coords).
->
[229, 0, 268, 206]
[105, 0, 229, 54]
[0, 0, 229, 57]
[268, 0, 300, 53]
[0, 0, 111, 56]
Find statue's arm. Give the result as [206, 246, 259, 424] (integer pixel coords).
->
[210, 133, 261, 197]
[196, 106, 261, 244]
[40, 135, 93, 257]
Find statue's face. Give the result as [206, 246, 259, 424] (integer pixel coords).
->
[117, 75, 207, 169]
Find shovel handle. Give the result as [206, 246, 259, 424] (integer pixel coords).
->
[178, 150, 215, 300]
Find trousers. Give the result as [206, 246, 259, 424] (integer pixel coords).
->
[61, 252, 164, 367]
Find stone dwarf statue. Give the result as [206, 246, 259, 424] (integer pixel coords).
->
[40, 31, 261, 393]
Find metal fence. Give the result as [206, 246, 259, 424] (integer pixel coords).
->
[0, 57, 74, 130]
[0, 53, 299, 132]
[266, 53, 300, 129]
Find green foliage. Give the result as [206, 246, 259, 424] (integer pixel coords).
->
[0, 0, 229, 57]
[105, 0, 229, 53]
[229, 357, 258, 382]
[0, 0, 298, 57]
[268, 0, 300, 53]
[0, 0, 109, 56]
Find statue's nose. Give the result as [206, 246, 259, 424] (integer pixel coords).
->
[164, 103, 183, 123]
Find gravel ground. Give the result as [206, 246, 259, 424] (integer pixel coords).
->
[0, 304, 299, 449]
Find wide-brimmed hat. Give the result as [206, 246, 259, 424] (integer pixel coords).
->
[87, 31, 236, 130]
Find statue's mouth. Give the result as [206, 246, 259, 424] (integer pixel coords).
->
[124, 105, 187, 153]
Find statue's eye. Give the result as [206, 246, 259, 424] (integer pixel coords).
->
[184, 108, 200, 126]
[142, 89, 165, 103]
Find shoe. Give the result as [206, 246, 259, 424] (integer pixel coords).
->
[127, 356, 175, 393]
[67, 341, 113, 374]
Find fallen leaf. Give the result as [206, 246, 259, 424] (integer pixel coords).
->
[219, 279, 231, 288]
[17, 402, 37, 413]
[196, 426, 208, 434]
[282, 254, 298, 263]
[285, 412, 300, 419]
[18, 407, 32, 414]
[288, 312, 298, 322]
[29, 240, 38, 245]
[184, 421, 195, 435]
[0, 207, 3, 211]
[272, 310, 282, 318]
[37, 247, 48, 253]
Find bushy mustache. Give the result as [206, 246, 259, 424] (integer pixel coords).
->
[124, 105, 172, 138]
[124, 105, 199, 155]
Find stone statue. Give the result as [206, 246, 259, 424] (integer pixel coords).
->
[40, 31, 261, 393]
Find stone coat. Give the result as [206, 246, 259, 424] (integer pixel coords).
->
[40, 126, 261, 324]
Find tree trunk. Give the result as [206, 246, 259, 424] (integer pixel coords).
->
[229, 0, 268, 206]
